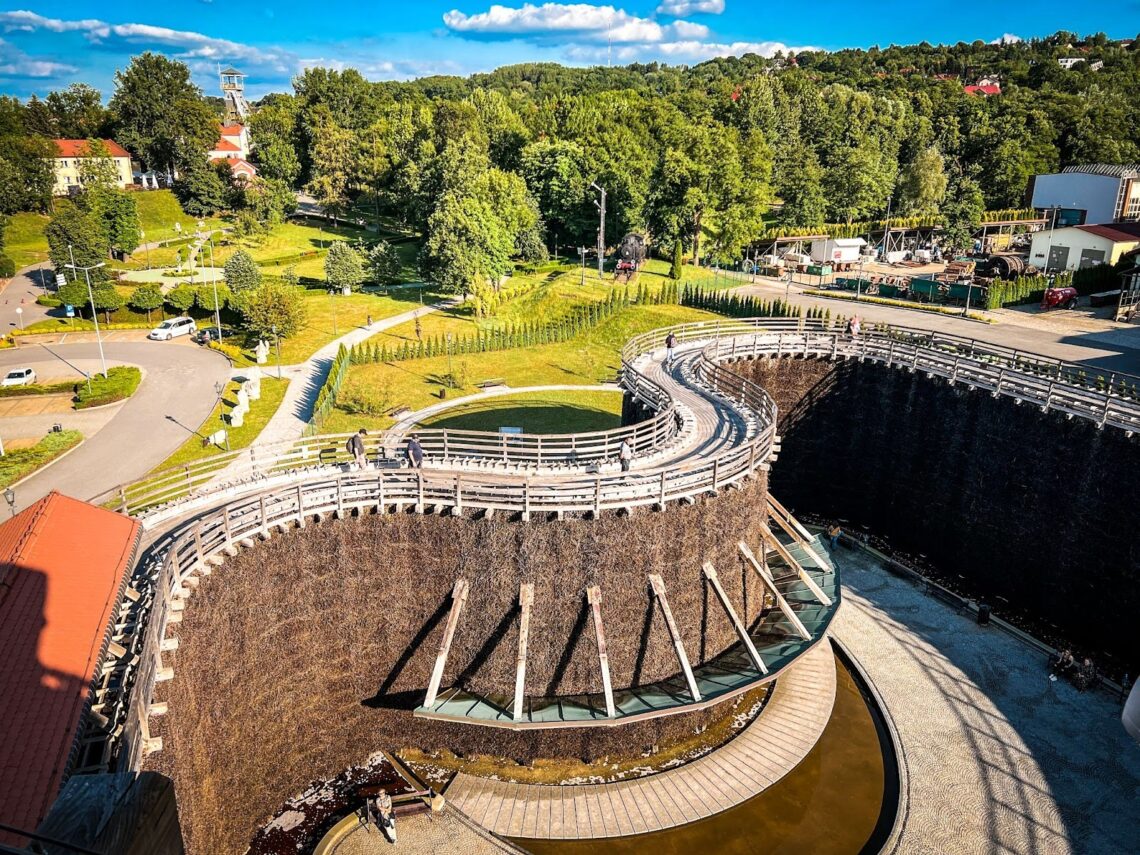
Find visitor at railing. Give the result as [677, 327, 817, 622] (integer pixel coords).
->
[406, 434, 424, 469]
[665, 331, 677, 368]
[348, 429, 368, 471]
[619, 437, 633, 472]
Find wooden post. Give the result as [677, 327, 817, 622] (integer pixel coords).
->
[759, 524, 832, 606]
[765, 505, 830, 574]
[193, 525, 204, 568]
[424, 579, 469, 709]
[513, 583, 534, 722]
[738, 541, 812, 641]
[376, 474, 385, 514]
[454, 473, 463, 514]
[587, 586, 617, 718]
[259, 495, 268, 532]
[223, 505, 233, 542]
[296, 483, 306, 528]
[594, 476, 601, 517]
[416, 470, 425, 513]
[648, 574, 701, 702]
[659, 470, 667, 509]
[703, 562, 766, 673]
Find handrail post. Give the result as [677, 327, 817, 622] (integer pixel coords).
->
[223, 505, 233, 542]
[417, 470, 425, 510]
[712, 458, 720, 492]
[259, 495, 268, 532]
[118, 486, 128, 515]
[443, 430, 449, 460]
[296, 483, 306, 526]
[594, 476, 601, 517]
[659, 470, 667, 508]
[455, 473, 463, 514]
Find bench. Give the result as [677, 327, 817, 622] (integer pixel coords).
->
[477, 378, 506, 389]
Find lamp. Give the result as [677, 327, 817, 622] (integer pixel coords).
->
[4, 486, 15, 516]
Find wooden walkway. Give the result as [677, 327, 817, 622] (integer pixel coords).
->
[444, 639, 837, 840]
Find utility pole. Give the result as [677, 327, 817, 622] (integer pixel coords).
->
[1043, 206, 1059, 275]
[65, 246, 108, 379]
[591, 182, 606, 280]
[206, 239, 222, 341]
[580, 246, 587, 287]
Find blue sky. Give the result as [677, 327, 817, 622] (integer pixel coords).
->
[0, 1, 1134, 100]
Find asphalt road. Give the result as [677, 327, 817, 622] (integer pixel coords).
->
[0, 340, 230, 511]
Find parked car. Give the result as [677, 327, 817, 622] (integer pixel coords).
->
[148, 317, 197, 341]
[1, 367, 36, 386]
[1040, 286, 1079, 311]
[192, 326, 235, 345]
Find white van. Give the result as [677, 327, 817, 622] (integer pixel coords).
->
[148, 317, 197, 341]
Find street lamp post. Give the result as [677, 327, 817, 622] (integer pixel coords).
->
[206, 239, 222, 341]
[579, 246, 587, 287]
[214, 381, 231, 450]
[15, 307, 23, 330]
[446, 332, 454, 380]
[65, 246, 108, 379]
[141, 228, 151, 270]
[271, 325, 282, 379]
[4, 486, 15, 516]
[590, 182, 606, 280]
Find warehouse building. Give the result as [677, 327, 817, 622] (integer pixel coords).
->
[1030, 164, 1140, 226]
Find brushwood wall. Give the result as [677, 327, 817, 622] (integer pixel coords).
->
[741, 356, 1140, 671]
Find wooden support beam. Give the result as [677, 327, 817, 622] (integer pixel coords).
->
[738, 542, 812, 641]
[513, 583, 534, 722]
[766, 508, 829, 576]
[423, 579, 469, 709]
[648, 574, 701, 701]
[767, 494, 812, 541]
[758, 525, 832, 606]
[703, 562, 767, 674]
[587, 586, 617, 718]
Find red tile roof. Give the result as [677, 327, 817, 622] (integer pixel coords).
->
[53, 139, 130, 159]
[1076, 222, 1140, 243]
[964, 84, 1001, 96]
[0, 493, 140, 844]
[219, 124, 244, 136]
[211, 157, 258, 176]
[212, 138, 241, 153]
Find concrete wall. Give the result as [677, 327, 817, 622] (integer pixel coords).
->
[742, 356, 1140, 674]
[1032, 172, 1121, 225]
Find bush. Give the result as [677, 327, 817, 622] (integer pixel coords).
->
[0, 255, 15, 278]
[36, 294, 62, 307]
[74, 365, 142, 409]
[208, 340, 247, 364]
[0, 429, 82, 488]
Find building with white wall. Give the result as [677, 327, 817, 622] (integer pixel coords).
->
[1028, 222, 1140, 272]
[1030, 165, 1140, 227]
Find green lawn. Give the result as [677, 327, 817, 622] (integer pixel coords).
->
[0, 429, 82, 487]
[158, 375, 288, 469]
[324, 300, 721, 433]
[416, 389, 624, 434]
[4, 212, 51, 269]
[135, 190, 227, 245]
[639, 257, 742, 291]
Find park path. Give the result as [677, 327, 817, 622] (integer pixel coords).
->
[248, 294, 462, 447]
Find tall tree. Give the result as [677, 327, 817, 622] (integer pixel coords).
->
[109, 53, 217, 176]
[45, 84, 109, 139]
[325, 241, 366, 292]
[44, 203, 109, 282]
[224, 250, 262, 293]
[241, 280, 308, 339]
[305, 111, 356, 224]
[898, 146, 948, 213]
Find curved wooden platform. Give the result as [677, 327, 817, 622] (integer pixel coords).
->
[443, 639, 837, 840]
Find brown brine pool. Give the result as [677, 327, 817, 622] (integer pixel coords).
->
[513, 652, 894, 855]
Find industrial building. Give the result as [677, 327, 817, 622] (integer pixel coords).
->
[1028, 221, 1140, 272]
[1030, 164, 1140, 226]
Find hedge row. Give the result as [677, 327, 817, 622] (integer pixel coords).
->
[307, 344, 352, 434]
[681, 285, 805, 319]
[756, 208, 1038, 241]
[984, 272, 1073, 309]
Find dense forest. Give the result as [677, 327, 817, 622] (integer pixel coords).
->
[1, 31, 1138, 291]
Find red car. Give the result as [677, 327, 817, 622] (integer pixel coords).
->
[1040, 286, 1079, 310]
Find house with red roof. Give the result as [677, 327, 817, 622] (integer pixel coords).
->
[0, 492, 141, 846]
[208, 123, 257, 181]
[1029, 221, 1140, 272]
[964, 83, 1001, 96]
[50, 139, 133, 196]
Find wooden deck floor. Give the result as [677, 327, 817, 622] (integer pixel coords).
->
[444, 639, 837, 840]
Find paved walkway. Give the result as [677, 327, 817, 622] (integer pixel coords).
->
[251, 296, 461, 447]
[444, 639, 836, 840]
[0, 263, 52, 334]
[830, 543, 1140, 855]
[319, 809, 522, 854]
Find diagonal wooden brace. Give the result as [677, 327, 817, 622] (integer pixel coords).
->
[513, 583, 534, 722]
[703, 562, 767, 674]
[738, 541, 812, 641]
[758, 524, 833, 606]
[424, 578, 469, 709]
[587, 586, 617, 718]
[648, 574, 701, 701]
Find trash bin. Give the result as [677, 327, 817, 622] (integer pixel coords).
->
[977, 603, 991, 626]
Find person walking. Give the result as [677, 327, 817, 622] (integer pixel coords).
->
[347, 428, 368, 470]
[846, 315, 861, 338]
[665, 331, 678, 368]
[619, 437, 633, 472]
[406, 433, 424, 469]
[826, 523, 842, 550]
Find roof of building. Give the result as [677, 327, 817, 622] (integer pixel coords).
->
[219, 124, 245, 136]
[1061, 164, 1140, 179]
[963, 84, 1001, 96]
[212, 138, 241, 153]
[210, 157, 258, 175]
[1075, 222, 1140, 243]
[53, 139, 130, 159]
[0, 493, 140, 838]
[220, 67, 244, 76]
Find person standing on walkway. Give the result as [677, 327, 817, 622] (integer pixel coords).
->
[665, 331, 678, 368]
[619, 437, 633, 472]
[347, 428, 368, 470]
[406, 434, 424, 469]
[827, 523, 842, 550]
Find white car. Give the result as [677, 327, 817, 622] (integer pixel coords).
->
[1, 367, 36, 386]
[148, 317, 197, 341]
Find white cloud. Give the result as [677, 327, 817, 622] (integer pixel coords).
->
[0, 36, 77, 78]
[990, 33, 1021, 45]
[0, 11, 291, 71]
[656, 0, 726, 15]
[442, 3, 702, 43]
[569, 37, 808, 63]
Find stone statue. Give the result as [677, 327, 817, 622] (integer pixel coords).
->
[255, 339, 270, 365]
[244, 367, 262, 401]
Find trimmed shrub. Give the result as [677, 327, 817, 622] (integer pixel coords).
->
[74, 365, 142, 409]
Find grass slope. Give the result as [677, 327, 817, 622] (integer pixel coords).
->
[0, 429, 82, 487]
[416, 389, 624, 434]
